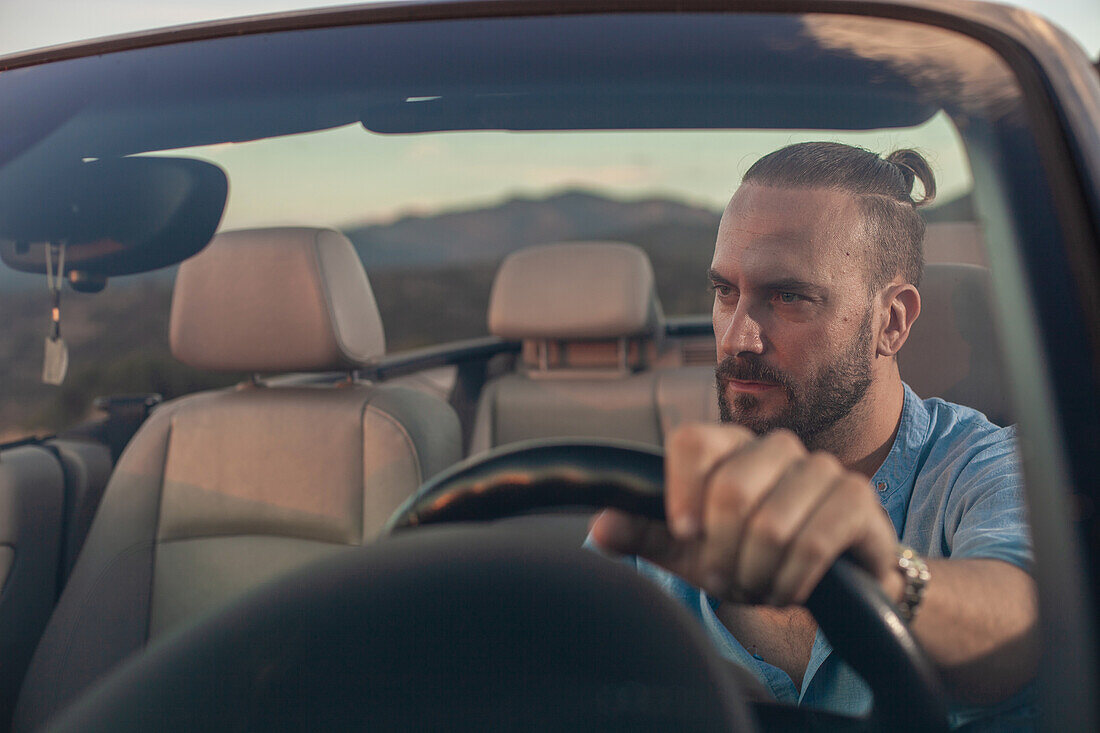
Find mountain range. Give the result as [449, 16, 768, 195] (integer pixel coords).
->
[344, 190, 723, 270]
[344, 188, 973, 269]
[0, 187, 971, 289]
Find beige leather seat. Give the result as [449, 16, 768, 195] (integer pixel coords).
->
[900, 262, 1011, 425]
[14, 228, 462, 731]
[0, 445, 64, 731]
[923, 221, 986, 267]
[470, 242, 718, 453]
[0, 435, 113, 730]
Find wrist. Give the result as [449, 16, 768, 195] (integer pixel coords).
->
[881, 562, 907, 605]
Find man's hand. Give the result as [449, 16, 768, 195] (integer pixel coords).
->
[590, 423, 904, 606]
[593, 422, 1039, 703]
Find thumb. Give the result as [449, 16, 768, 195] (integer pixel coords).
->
[589, 509, 699, 578]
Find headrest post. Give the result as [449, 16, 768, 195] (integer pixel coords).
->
[537, 340, 549, 372]
[617, 338, 628, 373]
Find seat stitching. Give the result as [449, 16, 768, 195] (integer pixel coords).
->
[143, 420, 173, 644]
[310, 230, 345, 361]
[363, 403, 422, 487]
[651, 371, 667, 446]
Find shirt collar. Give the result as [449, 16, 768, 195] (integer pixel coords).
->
[871, 382, 931, 533]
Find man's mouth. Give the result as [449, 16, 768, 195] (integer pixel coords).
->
[722, 377, 780, 394]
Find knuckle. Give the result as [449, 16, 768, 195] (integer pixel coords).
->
[766, 428, 806, 456]
[724, 423, 755, 443]
[668, 424, 707, 456]
[747, 512, 790, 550]
[707, 462, 751, 513]
[794, 534, 833, 566]
[669, 423, 751, 459]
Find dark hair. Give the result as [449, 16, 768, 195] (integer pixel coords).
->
[742, 142, 936, 289]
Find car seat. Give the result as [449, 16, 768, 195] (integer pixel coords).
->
[899, 263, 1011, 425]
[470, 242, 719, 454]
[13, 227, 462, 731]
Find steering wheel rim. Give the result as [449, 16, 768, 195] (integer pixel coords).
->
[387, 438, 950, 733]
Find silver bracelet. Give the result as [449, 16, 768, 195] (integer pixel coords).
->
[895, 544, 931, 622]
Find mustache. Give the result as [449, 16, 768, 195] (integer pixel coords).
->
[715, 355, 793, 390]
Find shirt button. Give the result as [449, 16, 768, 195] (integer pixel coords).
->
[876, 481, 889, 492]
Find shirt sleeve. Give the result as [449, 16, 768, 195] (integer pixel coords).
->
[941, 425, 1033, 572]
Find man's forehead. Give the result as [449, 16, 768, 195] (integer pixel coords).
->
[712, 184, 867, 278]
[722, 183, 863, 233]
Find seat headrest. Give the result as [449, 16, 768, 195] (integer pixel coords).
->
[170, 227, 386, 372]
[923, 222, 985, 267]
[488, 242, 663, 340]
[899, 263, 1012, 425]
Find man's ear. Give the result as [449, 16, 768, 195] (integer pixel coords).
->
[877, 282, 921, 357]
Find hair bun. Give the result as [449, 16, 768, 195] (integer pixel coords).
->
[886, 149, 936, 207]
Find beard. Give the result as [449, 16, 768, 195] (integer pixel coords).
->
[716, 309, 874, 449]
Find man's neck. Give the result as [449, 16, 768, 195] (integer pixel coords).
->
[809, 374, 906, 479]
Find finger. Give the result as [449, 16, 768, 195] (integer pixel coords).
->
[769, 474, 895, 606]
[589, 509, 700, 577]
[665, 423, 755, 540]
[697, 429, 807, 599]
[734, 451, 843, 601]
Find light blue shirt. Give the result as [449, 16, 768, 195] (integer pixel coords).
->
[618, 383, 1036, 728]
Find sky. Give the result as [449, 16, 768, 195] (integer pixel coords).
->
[1, 0, 1097, 58]
[149, 114, 970, 230]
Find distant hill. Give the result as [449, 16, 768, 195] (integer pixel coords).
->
[344, 189, 722, 270]
[0, 187, 972, 289]
[345, 187, 973, 269]
[350, 190, 726, 345]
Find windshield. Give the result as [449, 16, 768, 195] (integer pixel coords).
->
[0, 12, 1024, 440]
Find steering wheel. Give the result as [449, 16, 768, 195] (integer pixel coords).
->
[49, 439, 949, 732]
[386, 439, 950, 733]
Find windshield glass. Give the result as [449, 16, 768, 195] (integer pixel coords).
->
[0, 12, 1024, 440]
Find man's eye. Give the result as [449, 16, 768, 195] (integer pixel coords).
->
[777, 292, 801, 304]
[711, 284, 733, 297]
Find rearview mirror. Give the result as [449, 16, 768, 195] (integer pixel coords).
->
[0, 156, 227, 288]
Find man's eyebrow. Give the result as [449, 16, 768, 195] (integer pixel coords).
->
[706, 268, 730, 284]
[763, 277, 828, 297]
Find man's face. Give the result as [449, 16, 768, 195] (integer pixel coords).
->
[710, 184, 877, 447]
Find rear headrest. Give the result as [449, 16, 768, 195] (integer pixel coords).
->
[170, 227, 386, 372]
[899, 263, 1012, 425]
[923, 222, 985, 267]
[488, 242, 663, 340]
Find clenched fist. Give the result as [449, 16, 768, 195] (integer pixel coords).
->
[591, 424, 904, 607]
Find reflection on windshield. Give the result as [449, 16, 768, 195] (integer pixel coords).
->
[803, 15, 1023, 119]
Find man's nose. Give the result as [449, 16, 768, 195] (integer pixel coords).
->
[717, 302, 765, 356]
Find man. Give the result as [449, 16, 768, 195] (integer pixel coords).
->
[590, 142, 1038, 726]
